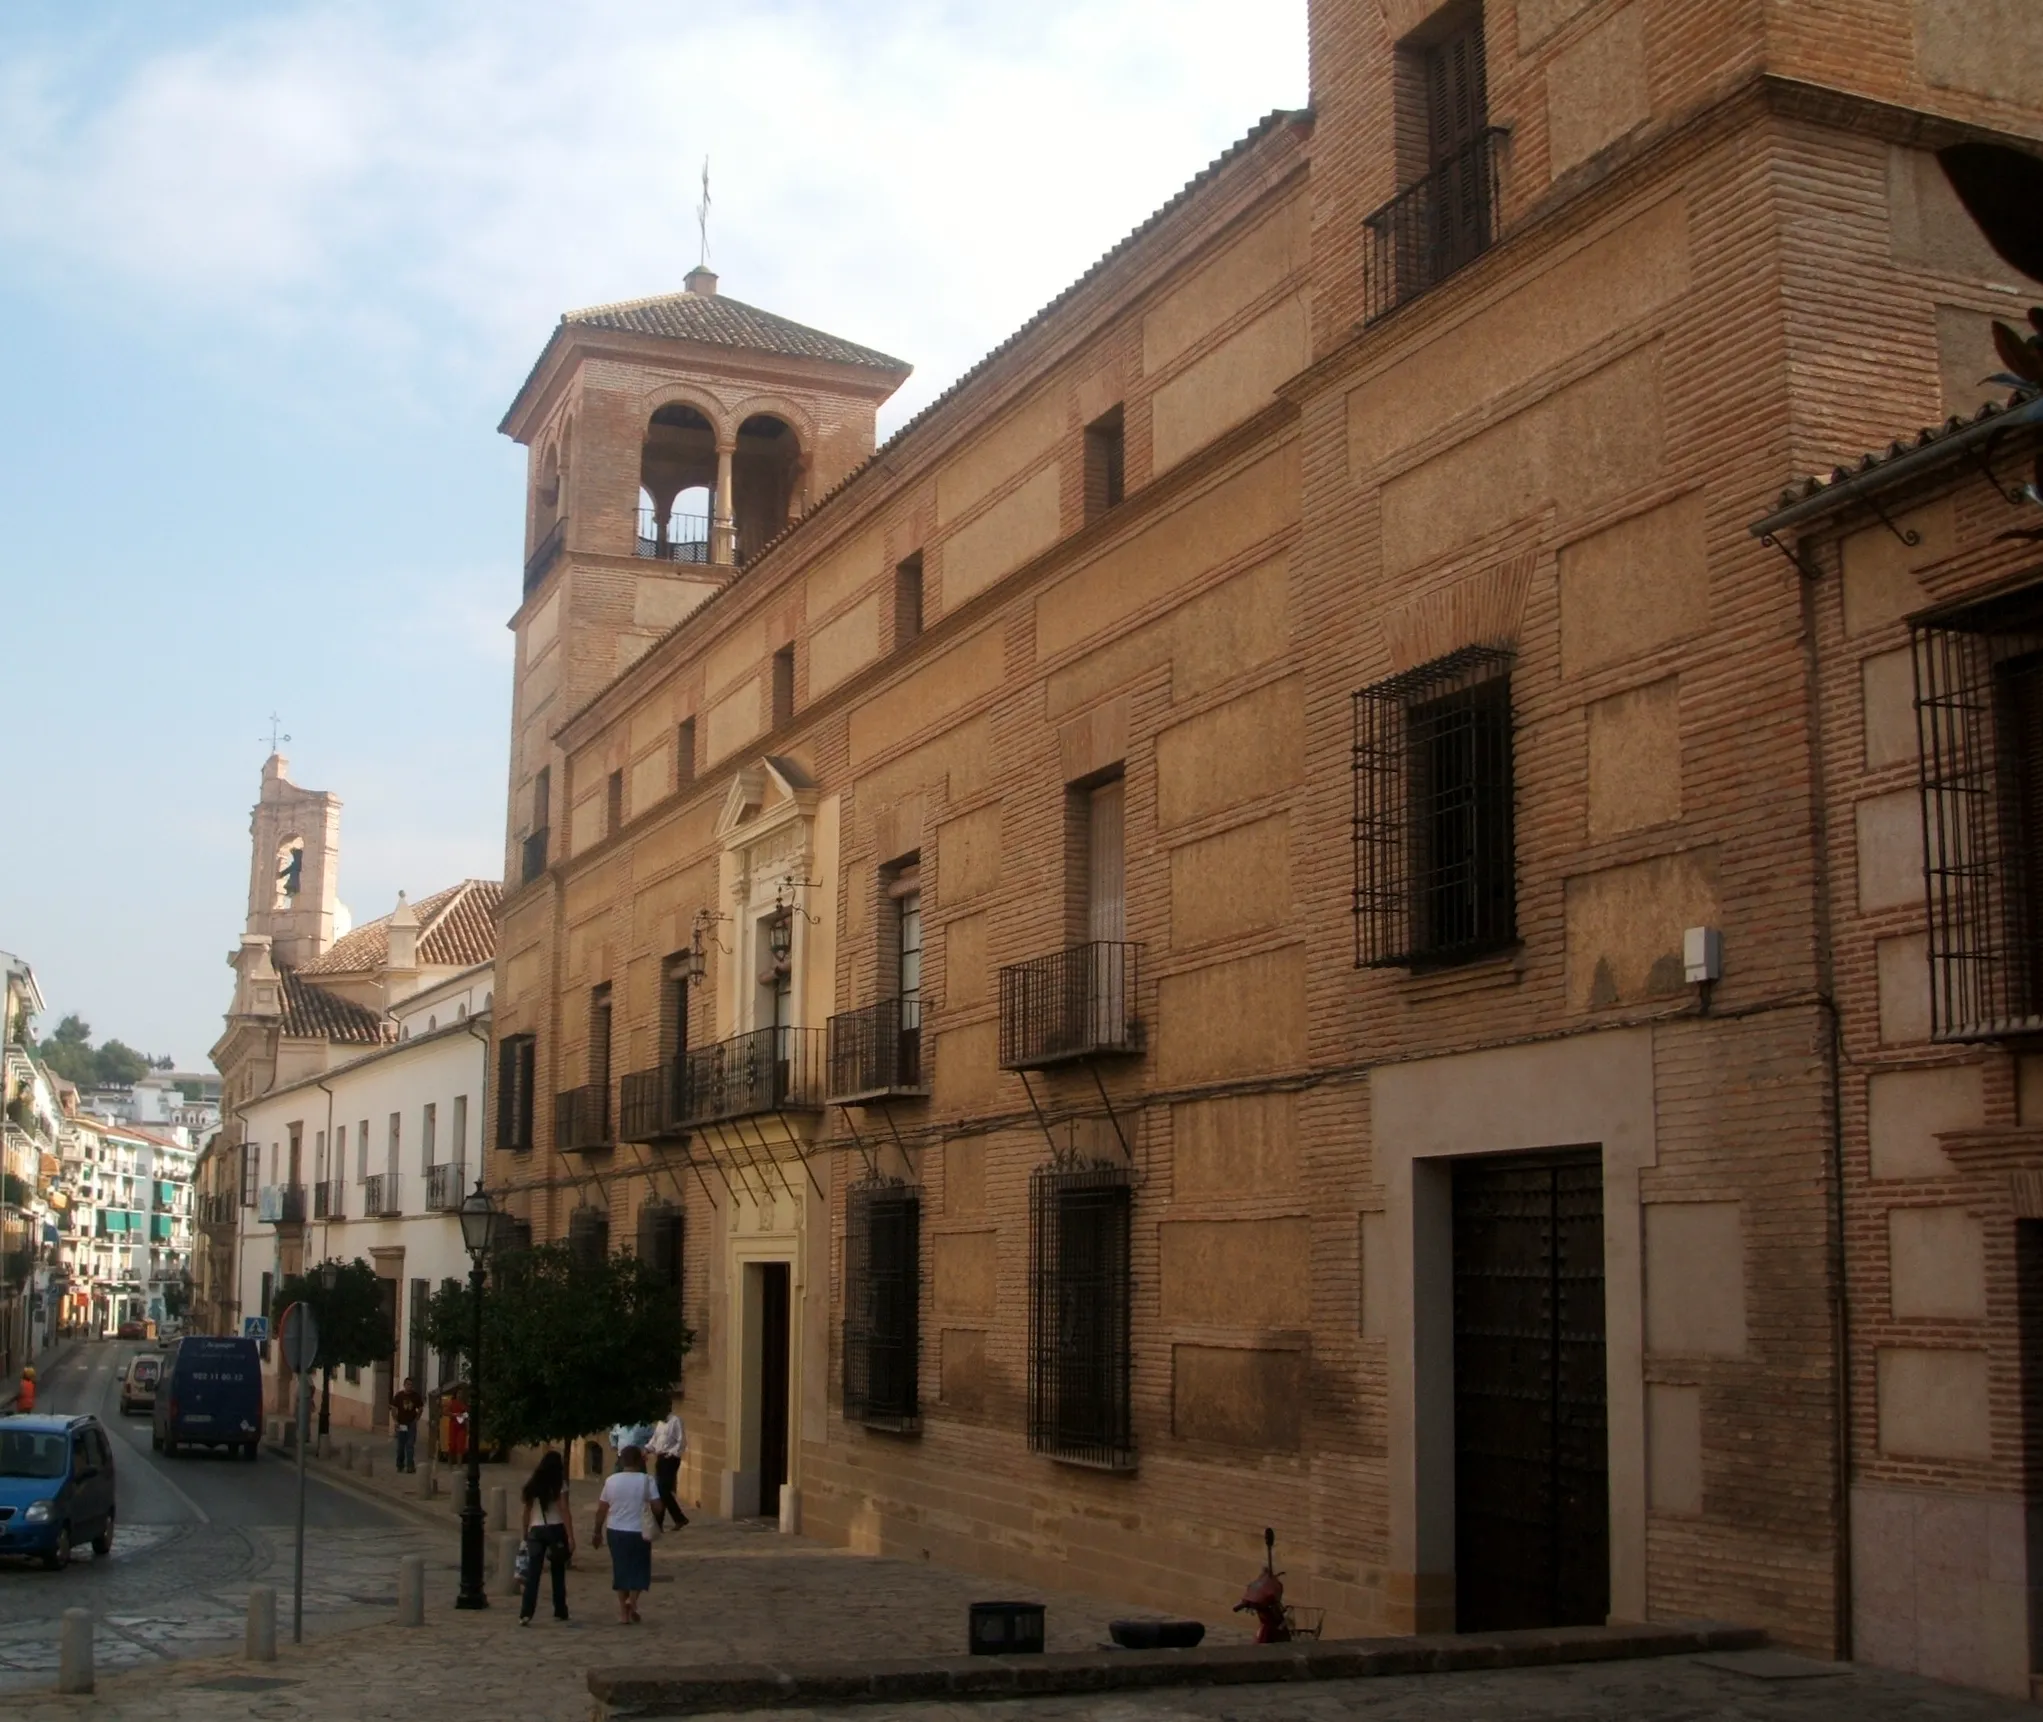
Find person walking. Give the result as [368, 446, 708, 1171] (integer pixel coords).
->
[591, 1443, 658, 1624]
[15, 1367, 34, 1413]
[391, 1376, 423, 1472]
[517, 1450, 575, 1625]
[647, 1406, 688, 1529]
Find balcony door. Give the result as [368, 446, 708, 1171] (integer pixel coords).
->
[1085, 777, 1125, 1048]
[1423, 13, 1491, 283]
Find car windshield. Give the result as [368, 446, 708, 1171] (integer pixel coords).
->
[0, 1431, 68, 1479]
[132, 1361, 158, 1380]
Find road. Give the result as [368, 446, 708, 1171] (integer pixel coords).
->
[0, 1338, 438, 1692]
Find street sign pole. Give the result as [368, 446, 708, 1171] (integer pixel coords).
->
[279, 1302, 321, 1647]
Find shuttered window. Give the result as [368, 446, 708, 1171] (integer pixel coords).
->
[844, 1183, 920, 1428]
[1028, 1162, 1133, 1468]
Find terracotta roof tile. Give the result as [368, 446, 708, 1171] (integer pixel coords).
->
[277, 969, 390, 1046]
[564, 291, 908, 374]
[300, 879, 502, 976]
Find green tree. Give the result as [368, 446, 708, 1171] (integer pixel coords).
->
[424, 1243, 691, 1450]
[34, 1015, 175, 1088]
[271, 1258, 395, 1437]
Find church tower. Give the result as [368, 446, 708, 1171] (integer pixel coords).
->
[243, 752, 341, 968]
[496, 266, 910, 888]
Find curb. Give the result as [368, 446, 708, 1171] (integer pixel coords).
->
[263, 1442, 461, 1529]
[586, 1620, 1767, 1717]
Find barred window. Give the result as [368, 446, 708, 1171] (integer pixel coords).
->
[637, 1201, 684, 1290]
[495, 1034, 536, 1152]
[843, 1182, 920, 1429]
[568, 1205, 609, 1270]
[1915, 584, 2043, 1038]
[1353, 646, 1516, 968]
[1028, 1163, 1133, 1468]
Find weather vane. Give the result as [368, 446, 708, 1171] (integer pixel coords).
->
[696, 156, 711, 269]
[261, 712, 291, 755]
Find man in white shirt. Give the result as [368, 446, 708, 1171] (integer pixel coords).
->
[647, 1409, 688, 1529]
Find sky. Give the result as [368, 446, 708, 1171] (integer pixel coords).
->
[0, 0, 1307, 1067]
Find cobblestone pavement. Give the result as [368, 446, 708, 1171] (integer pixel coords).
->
[3, 1438, 2028, 1722]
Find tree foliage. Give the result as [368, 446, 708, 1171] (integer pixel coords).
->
[35, 1015, 175, 1088]
[270, 1257, 394, 1371]
[424, 1243, 691, 1449]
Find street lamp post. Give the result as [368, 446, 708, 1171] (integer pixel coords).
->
[454, 1182, 496, 1611]
[315, 1259, 337, 1440]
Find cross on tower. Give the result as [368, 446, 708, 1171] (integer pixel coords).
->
[696, 157, 711, 268]
[260, 713, 291, 755]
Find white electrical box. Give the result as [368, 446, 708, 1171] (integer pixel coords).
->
[1683, 925, 1722, 985]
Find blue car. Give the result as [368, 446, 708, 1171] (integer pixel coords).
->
[0, 1415, 117, 1569]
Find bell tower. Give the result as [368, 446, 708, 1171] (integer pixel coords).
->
[244, 751, 341, 967]
[496, 269, 910, 889]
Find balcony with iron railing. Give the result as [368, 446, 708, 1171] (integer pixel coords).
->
[312, 1179, 345, 1221]
[826, 998, 927, 1103]
[635, 506, 712, 564]
[197, 1191, 238, 1230]
[1361, 128, 1507, 325]
[555, 1084, 613, 1152]
[619, 1065, 689, 1142]
[362, 1173, 400, 1218]
[674, 1026, 825, 1126]
[998, 941, 1143, 1071]
[524, 515, 568, 596]
[256, 1183, 306, 1225]
[425, 1161, 467, 1211]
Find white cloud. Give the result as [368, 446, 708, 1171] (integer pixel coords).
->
[0, 0, 1308, 427]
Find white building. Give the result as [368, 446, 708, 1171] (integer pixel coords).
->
[235, 962, 492, 1432]
[57, 1117, 195, 1333]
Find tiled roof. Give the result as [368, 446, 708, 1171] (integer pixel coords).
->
[299, 880, 502, 976]
[277, 969, 390, 1046]
[562, 291, 908, 374]
[1767, 387, 2043, 514]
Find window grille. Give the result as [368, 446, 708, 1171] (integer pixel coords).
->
[1353, 646, 1516, 968]
[843, 1181, 920, 1429]
[567, 1207, 609, 1271]
[1028, 1162, 1133, 1468]
[1914, 584, 2043, 1038]
[496, 1035, 536, 1152]
[637, 1202, 684, 1289]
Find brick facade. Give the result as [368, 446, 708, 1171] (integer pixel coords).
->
[484, 0, 2043, 1695]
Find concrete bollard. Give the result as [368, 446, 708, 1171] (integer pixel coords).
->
[361, 1449, 375, 1478]
[494, 1532, 519, 1595]
[57, 1608, 93, 1695]
[416, 1463, 435, 1499]
[246, 1586, 277, 1662]
[343, 1441, 356, 1470]
[398, 1555, 425, 1627]
[490, 1485, 507, 1531]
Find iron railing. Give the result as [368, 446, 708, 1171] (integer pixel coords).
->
[635, 507, 712, 564]
[425, 1162, 466, 1212]
[619, 1065, 689, 1141]
[843, 1181, 919, 1429]
[998, 942, 1142, 1070]
[523, 516, 567, 596]
[555, 1084, 612, 1151]
[674, 1026, 826, 1125]
[826, 997, 927, 1101]
[1914, 585, 2043, 1038]
[521, 827, 550, 885]
[1028, 1161, 1133, 1468]
[1362, 128, 1507, 323]
[312, 1180, 345, 1221]
[362, 1173, 400, 1218]
[197, 1193, 238, 1229]
[1354, 647, 1517, 970]
[257, 1184, 306, 1225]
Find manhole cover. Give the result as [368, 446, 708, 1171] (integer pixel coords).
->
[193, 1676, 301, 1692]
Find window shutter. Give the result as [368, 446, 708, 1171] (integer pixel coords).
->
[1086, 778, 1125, 945]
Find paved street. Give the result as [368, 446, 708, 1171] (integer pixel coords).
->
[0, 1338, 437, 1692]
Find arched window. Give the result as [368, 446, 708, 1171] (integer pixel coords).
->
[638, 404, 715, 563]
[274, 837, 305, 908]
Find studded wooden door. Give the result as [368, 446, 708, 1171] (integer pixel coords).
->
[1451, 1148, 1608, 1632]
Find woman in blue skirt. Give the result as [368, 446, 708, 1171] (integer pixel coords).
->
[591, 1443, 658, 1622]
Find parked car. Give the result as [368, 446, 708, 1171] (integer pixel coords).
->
[153, 1336, 262, 1459]
[0, 1415, 117, 1568]
[118, 1355, 161, 1417]
[114, 1320, 145, 1341]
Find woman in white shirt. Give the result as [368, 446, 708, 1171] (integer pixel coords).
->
[591, 1444, 659, 1623]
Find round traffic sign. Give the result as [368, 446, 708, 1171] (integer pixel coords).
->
[279, 1301, 321, 1373]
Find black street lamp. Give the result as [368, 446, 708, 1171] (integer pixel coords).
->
[454, 1182, 496, 1610]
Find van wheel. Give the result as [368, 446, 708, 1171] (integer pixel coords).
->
[41, 1526, 70, 1571]
[91, 1516, 113, 1558]
[162, 1438, 177, 1457]
[243, 1442, 259, 1461]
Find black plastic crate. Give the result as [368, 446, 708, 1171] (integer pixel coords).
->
[968, 1600, 1045, 1655]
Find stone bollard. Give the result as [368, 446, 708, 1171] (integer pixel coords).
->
[416, 1463, 435, 1499]
[398, 1555, 425, 1627]
[344, 1441, 356, 1470]
[361, 1449, 375, 1478]
[490, 1485, 507, 1531]
[57, 1608, 93, 1695]
[246, 1586, 277, 1662]
[494, 1532, 519, 1595]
